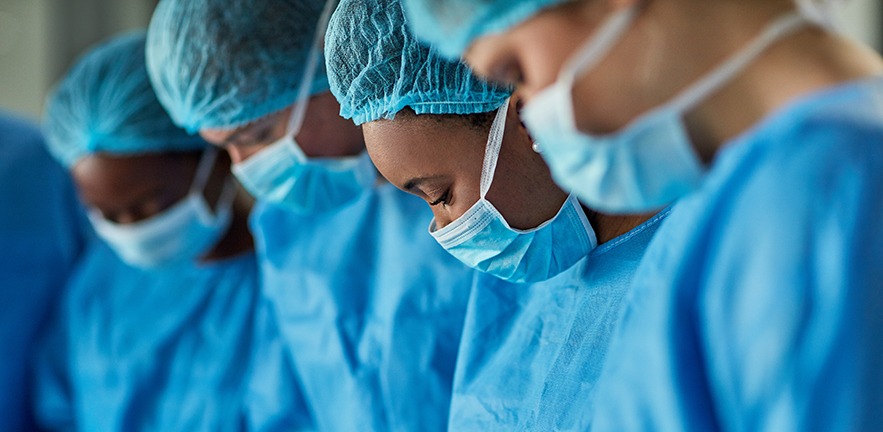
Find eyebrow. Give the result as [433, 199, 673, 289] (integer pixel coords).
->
[221, 117, 275, 148]
[221, 128, 250, 148]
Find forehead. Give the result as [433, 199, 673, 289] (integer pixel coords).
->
[199, 108, 290, 146]
[362, 115, 487, 179]
[71, 153, 196, 201]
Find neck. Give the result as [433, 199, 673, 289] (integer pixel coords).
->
[201, 192, 254, 263]
[677, 7, 883, 162]
[583, 204, 655, 245]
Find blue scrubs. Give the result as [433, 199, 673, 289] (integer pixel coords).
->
[0, 113, 84, 432]
[592, 77, 883, 431]
[242, 297, 315, 432]
[249, 183, 474, 432]
[35, 242, 261, 432]
[449, 210, 668, 431]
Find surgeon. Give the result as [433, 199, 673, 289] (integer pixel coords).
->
[0, 111, 84, 432]
[34, 32, 278, 431]
[145, 1, 475, 430]
[401, 0, 883, 429]
[326, 0, 667, 429]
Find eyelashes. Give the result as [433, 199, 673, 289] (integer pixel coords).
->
[429, 190, 450, 207]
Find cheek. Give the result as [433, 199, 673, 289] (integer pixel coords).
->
[228, 143, 268, 164]
[432, 203, 468, 230]
[519, 47, 565, 99]
[432, 183, 482, 230]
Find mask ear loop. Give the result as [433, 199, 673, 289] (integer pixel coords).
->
[189, 146, 238, 216]
[190, 146, 220, 195]
[285, 0, 339, 137]
[478, 98, 511, 199]
[559, 5, 641, 84]
[666, 12, 809, 115]
[533, 4, 639, 152]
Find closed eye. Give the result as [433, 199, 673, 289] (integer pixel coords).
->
[429, 190, 450, 207]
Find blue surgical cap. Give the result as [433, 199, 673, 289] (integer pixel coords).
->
[326, 0, 511, 125]
[146, 0, 332, 133]
[43, 32, 207, 168]
[400, 0, 570, 59]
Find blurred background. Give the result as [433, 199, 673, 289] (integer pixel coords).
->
[0, 0, 881, 120]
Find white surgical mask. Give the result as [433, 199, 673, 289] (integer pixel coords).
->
[231, 0, 376, 213]
[522, 6, 809, 214]
[430, 99, 597, 283]
[89, 148, 236, 268]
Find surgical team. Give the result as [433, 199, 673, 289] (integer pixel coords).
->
[1, 0, 881, 430]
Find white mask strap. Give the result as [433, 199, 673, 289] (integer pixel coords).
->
[479, 99, 511, 198]
[190, 147, 220, 194]
[560, 5, 641, 85]
[285, 0, 339, 136]
[668, 12, 810, 113]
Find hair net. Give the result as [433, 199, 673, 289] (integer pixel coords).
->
[146, 0, 332, 133]
[400, 0, 569, 59]
[326, 0, 511, 125]
[43, 32, 207, 168]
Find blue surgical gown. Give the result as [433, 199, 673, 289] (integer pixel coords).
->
[449, 209, 668, 431]
[0, 112, 84, 432]
[35, 241, 261, 432]
[591, 77, 883, 431]
[249, 183, 474, 432]
[241, 296, 315, 432]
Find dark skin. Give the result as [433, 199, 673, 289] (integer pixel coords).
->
[200, 92, 367, 163]
[71, 150, 254, 263]
[363, 98, 651, 244]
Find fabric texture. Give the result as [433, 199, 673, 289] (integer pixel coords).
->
[325, 0, 510, 125]
[591, 77, 883, 431]
[242, 297, 316, 432]
[35, 242, 265, 432]
[43, 32, 206, 168]
[400, 0, 569, 58]
[249, 184, 475, 432]
[146, 0, 331, 132]
[449, 210, 666, 431]
[0, 112, 85, 432]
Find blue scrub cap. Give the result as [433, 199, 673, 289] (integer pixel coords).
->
[146, 0, 332, 133]
[402, 0, 844, 59]
[326, 0, 511, 125]
[400, 0, 570, 59]
[43, 32, 207, 168]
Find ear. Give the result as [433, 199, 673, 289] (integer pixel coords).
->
[507, 93, 538, 151]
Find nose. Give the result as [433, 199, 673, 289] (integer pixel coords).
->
[226, 146, 247, 165]
[226, 144, 266, 165]
[431, 210, 455, 231]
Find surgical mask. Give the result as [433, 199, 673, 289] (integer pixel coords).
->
[89, 148, 236, 268]
[231, 107, 377, 214]
[231, 0, 376, 214]
[522, 6, 810, 214]
[430, 99, 597, 283]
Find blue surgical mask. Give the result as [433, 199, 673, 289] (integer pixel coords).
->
[521, 7, 809, 214]
[88, 148, 236, 268]
[231, 113, 376, 214]
[231, 2, 376, 214]
[430, 100, 597, 283]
